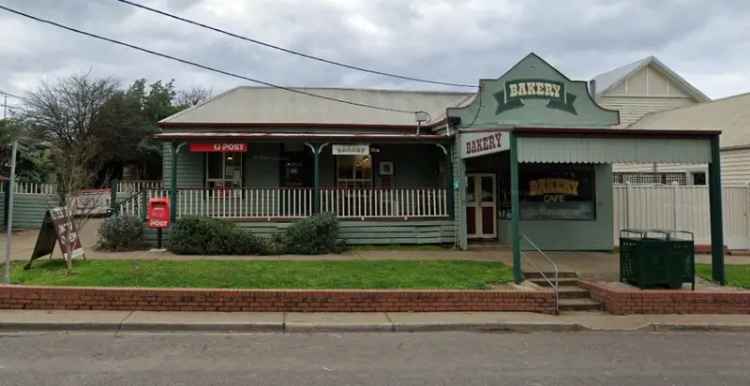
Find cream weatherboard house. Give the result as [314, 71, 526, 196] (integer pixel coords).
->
[132, 53, 726, 284]
[590, 56, 715, 185]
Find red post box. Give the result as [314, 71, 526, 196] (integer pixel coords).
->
[147, 197, 170, 229]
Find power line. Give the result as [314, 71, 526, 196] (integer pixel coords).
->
[115, 0, 477, 89]
[0, 90, 24, 100]
[0, 4, 421, 115]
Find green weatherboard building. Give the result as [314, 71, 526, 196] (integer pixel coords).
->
[154, 53, 725, 283]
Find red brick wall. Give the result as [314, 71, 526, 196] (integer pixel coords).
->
[0, 285, 556, 314]
[579, 281, 750, 315]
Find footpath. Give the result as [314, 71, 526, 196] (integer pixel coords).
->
[2, 310, 750, 333]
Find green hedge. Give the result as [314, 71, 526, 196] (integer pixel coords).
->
[167, 214, 342, 255]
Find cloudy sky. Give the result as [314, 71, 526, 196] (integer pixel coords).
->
[0, 0, 748, 107]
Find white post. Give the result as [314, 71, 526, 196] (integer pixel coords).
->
[672, 181, 679, 231]
[625, 181, 631, 230]
[4, 139, 18, 284]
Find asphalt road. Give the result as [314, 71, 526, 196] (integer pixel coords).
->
[0, 330, 748, 385]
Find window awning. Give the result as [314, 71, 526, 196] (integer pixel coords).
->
[514, 128, 719, 164]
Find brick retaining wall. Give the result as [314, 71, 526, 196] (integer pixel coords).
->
[0, 285, 556, 314]
[579, 281, 750, 315]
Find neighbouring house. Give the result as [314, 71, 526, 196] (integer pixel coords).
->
[627, 92, 750, 186]
[590, 56, 713, 185]
[149, 53, 725, 283]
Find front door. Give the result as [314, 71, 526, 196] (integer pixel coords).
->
[466, 174, 497, 239]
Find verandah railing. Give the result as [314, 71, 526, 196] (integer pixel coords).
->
[116, 187, 449, 220]
[321, 187, 448, 219]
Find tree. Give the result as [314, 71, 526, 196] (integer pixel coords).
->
[24, 74, 118, 204]
[175, 86, 212, 108]
[0, 118, 53, 184]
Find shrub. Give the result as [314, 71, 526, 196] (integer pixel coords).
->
[168, 216, 265, 255]
[281, 212, 341, 254]
[97, 215, 145, 251]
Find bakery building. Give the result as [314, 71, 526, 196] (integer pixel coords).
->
[154, 53, 725, 282]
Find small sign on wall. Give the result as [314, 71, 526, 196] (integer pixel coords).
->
[379, 161, 394, 176]
[332, 144, 370, 156]
[459, 130, 510, 159]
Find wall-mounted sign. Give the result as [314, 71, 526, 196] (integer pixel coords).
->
[332, 144, 370, 156]
[494, 79, 577, 115]
[189, 143, 248, 153]
[459, 131, 509, 159]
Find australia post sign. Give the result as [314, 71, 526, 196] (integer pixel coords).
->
[459, 130, 510, 159]
[189, 143, 248, 153]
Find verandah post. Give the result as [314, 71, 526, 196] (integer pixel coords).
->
[708, 134, 725, 284]
[313, 146, 320, 214]
[170, 141, 178, 223]
[509, 131, 523, 283]
[305, 142, 328, 215]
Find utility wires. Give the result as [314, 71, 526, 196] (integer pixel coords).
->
[114, 0, 477, 89]
[0, 4, 426, 115]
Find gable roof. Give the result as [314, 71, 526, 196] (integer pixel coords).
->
[592, 56, 710, 102]
[629, 91, 750, 147]
[160, 86, 474, 128]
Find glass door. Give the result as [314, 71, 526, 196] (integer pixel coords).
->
[466, 174, 496, 239]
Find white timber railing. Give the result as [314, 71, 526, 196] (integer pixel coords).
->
[0, 182, 57, 195]
[320, 187, 449, 219]
[176, 188, 314, 219]
[117, 187, 449, 221]
[117, 180, 163, 193]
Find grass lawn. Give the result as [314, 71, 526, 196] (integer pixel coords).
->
[8, 259, 513, 290]
[696, 264, 750, 289]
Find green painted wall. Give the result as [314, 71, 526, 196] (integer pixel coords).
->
[162, 143, 204, 189]
[497, 163, 614, 250]
[0, 193, 59, 229]
[245, 143, 281, 187]
[144, 220, 455, 246]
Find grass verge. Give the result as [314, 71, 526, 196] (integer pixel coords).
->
[7, 259, 513, 290]
[696, 263, 750, 289]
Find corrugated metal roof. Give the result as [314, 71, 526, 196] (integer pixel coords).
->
[160, 86, 474, 127]
[592, 56, 709, 102]
[629, 92, 750, 147]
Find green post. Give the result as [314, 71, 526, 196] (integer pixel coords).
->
[170, 142, 178, 223]
[708, 135, 725, 284]
[110, 178, 119, 214]
[509, 131, 523, 283]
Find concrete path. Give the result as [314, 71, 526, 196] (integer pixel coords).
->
[2, 310, 750, 333]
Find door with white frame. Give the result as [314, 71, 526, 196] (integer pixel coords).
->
[466, 173, 497, 239]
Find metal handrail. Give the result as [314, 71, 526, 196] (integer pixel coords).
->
[521, 233, 560, 314]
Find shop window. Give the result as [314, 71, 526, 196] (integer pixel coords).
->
[336, 155, 372, 188]
[518, 164, 596, 221]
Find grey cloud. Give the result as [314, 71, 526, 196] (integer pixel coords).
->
[0, 0, 748, 99]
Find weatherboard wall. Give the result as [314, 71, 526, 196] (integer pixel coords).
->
[0, 192, 58, 229]
[144, 220, 456, 246]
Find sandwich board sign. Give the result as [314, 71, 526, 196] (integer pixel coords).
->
[25, 207, 85, 270]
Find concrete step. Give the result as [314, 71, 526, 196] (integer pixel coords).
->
[528, 278, 580, 287]
[557, 286, 591, 299]
[558, 298, 603, 312]
[524, 272, 578, 279]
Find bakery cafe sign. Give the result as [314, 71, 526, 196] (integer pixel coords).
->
[529, 178, 579, 203]
[494, 79, 577, 115]
[460, 131, 510, 159]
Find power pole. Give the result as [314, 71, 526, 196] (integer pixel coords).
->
[4, 93, 19, 283]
